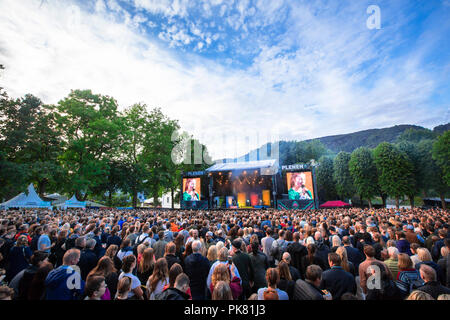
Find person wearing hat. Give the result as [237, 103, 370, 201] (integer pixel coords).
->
[231, 239, 254, 299]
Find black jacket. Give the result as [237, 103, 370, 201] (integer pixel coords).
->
[184, 253, 210, 300]
[344, 245, 364, 270]
[165, 254, 181, 271]
[417, 281, 450, 299]
[249, 251, 269, 291]
[155, 287, 190, 300]
[320, 266, 356, 300]
[286, 242, 308, 278]
[293, 279, 324, 300]
[366, 279, 403, 300]
[77, 249, 99, 280]
[232, 251, 255, 293]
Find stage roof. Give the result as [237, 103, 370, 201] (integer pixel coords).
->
[206, 159, 278, 173]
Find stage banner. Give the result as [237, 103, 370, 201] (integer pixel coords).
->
[262, 190, 270, 206]
[286, 171, 314, 200]
[277, 199, 315, 210]
[182, 178, 201, 201]
[250, 193, 259, 206]
[237, 193, 246, 207]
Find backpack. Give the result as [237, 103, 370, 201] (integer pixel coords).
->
[132, 234, 150, 256]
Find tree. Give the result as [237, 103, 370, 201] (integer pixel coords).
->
[55, 89, 122, 200]
[397, 128, 436, 144]
[316, 156, 337, 202]
[432, 131, 450, 187]
[396, 141, 421, 208]
[373, 142, 415, 208]
[349, 147, 379, 208]
[333, 151, 355, 200]
[418, 139, 449, 209]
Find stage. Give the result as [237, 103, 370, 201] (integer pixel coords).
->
[181, 160, 319, 210]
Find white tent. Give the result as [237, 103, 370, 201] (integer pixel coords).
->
[61, 195, 86, 209]
[0, 184, 52, 209]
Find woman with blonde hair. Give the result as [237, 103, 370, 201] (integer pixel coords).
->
[147, 257, 169, 300]
[415, 247, 444, 284]
[336, 246, 356, 276]
[406, 290, 434, 300]
[207, 245, 218, 267]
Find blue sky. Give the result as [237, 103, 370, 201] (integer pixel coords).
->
[1, 0, 449, 160]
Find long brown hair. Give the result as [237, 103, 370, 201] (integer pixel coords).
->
[138, 248, 155, 273]
[211, 263, 231, 288]
[336, 246, 350, 273]
[277, 261, 292, 281]
[88, 256, 116, 279]
[148, 258, 168, 293]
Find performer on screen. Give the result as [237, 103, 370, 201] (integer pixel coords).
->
[288, 172, 312, 200]
[183, 178, 200, 201]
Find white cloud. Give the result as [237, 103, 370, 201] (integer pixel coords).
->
[0, 0, 446, 161]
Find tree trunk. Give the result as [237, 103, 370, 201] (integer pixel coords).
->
[153, 188, 159, 208]
[440, 193, 447, 210]
[409, 195, 415, 209]
[395, 197, 400, 209]
[381, 194, 387, 208]
[108, 190, 112, 207]
[132, 188, 137, 208]
[368, 198, 372, 209]
[171, 188, 174, 209]
[37, 180, 47, 198]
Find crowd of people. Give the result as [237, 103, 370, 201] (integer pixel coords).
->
[0, 206, 449, 301]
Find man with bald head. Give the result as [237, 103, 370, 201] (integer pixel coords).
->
[417, 264, 450, 299]
[183, 240, 210, 300]
[282, 252, 301, 281]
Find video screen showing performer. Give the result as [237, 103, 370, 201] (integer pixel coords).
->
[287, 172, 314, 200]
[182, 178, 201, 201]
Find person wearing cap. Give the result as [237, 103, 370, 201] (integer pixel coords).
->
[231, 239, 254, 299]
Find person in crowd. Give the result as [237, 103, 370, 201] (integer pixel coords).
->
[12, 250, 49, 299]
[212, 281, 233, 300]
[164, 242, 181, 270]
[78, 238, 99, 281]
[117, 239, 134, 261]
[147, 257, 169, 300]
[415, 247, 444, 284]
[293, 265, 326, 300]
[359, 245, 391, 294]
[105, 244, 121, 272]
[44, 248, 85, 300]
[207, 245, 218, 268]
[0, 285, 14, 300]
[342, 236, 364, 270]
[406, 290, 435, 300]
[257, 268, 288, 300]
[437, 245, 449, 287]
[277, 261, 295, 299]
[27, 261, 53, 300]
[87, 256, 119, 299]
[115, 276, 132, 300]
[37, 225, 53, 254]
[118, 254, 143, 300]
[153, 231, 168, 261]
[137, 247, 155, 285]
[410, 243, 421, 268]
[209, 263, 242, 300]
[320, 252, 356, 300]
[5, 235, 33, 283]
[281, 252, 301, 281]
[416, 264, 450, 299]
[155, 273, 190, 300]
[395, 253, 423, 298]
[286, 232, 308, 277]
[365, 261, 402, 300]
[184, 240, 210, 300]
[249, 240, 269, 293]
[335, 246, 356, 277]
[384, 247, 400, 279]
[301, 243, 328, 276]
[396, 231, 412, 256]
[84, 275, 107, 300]
[231, 239, 254, 299]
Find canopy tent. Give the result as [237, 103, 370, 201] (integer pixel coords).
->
[60, 195, 86, 210]
[0, 184, 52, 209]
[319, 200, 351, 208]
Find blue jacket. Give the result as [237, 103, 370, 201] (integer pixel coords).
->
[45, 265, 85, 300]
